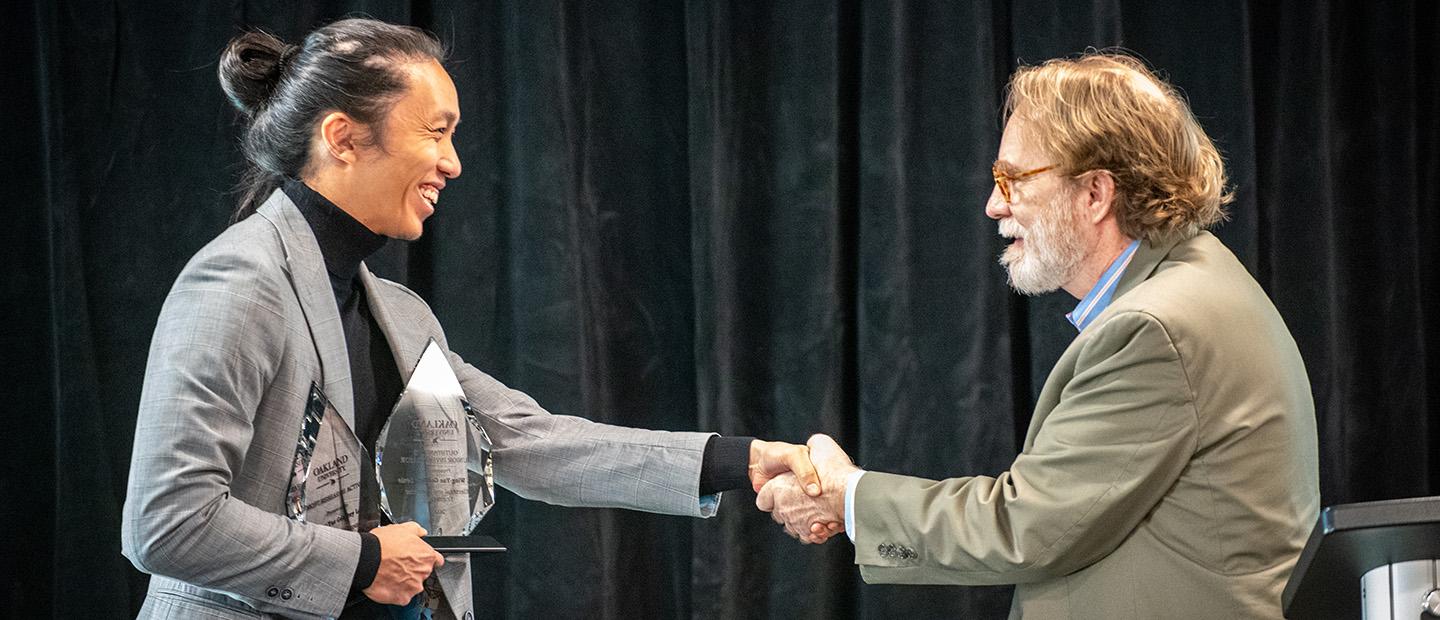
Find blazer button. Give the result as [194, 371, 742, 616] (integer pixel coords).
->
[266, 586, 279, 598]
[281, 588, 293, 601]
[464, 612, 474, 620]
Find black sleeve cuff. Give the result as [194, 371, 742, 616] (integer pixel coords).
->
[349, 532, 381, 596]
[698, 435, 755, 495]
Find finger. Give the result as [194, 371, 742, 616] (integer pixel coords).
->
[827, 521, 844, 532]
[785, 447, 822, 497]
[748, 458, 771, 493]
[755, 483, 776, 512]
[433, 551, 446, 568]
[807, 524, 830, 544]
[409, 522, 429, 537]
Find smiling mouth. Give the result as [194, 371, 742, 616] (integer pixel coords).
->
[418, 185, 440, 206]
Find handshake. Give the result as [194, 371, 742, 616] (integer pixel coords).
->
[749, 434, 860, 544]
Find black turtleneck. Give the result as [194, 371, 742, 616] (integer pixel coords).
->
[287, 180, 398, 461]
[283, 179, 754, 613]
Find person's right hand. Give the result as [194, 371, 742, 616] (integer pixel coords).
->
[362, 522, 444, 605]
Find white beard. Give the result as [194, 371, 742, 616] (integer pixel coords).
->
[998, 192, 1089, 296]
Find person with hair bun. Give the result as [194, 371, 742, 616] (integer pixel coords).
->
[757, 53, 1319, 618]
[122, 18, 833, 620]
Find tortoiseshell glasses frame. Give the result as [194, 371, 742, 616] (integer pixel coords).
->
[992, 163, 1057, 203]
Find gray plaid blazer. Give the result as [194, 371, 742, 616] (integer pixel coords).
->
[122, 190, 715, 619]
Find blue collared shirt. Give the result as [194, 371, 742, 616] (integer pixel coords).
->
[1066, 239, 1141, 332]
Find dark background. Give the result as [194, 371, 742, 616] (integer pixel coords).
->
[3, 0, 1436, 617]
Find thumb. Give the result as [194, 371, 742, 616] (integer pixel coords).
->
[786, 447, 822, 497]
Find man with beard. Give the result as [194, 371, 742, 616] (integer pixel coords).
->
[756, 53, 1320, 618]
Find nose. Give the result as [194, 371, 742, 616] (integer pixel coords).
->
[984, 185, 1009, 220]
[440, 140, 462, 179]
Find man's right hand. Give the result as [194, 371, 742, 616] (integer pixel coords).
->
[362, 522, 444, 605]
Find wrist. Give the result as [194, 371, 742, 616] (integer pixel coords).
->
[827, 467, 854, 516]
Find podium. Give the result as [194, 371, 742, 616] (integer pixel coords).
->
[1284, 496, 1440, 619]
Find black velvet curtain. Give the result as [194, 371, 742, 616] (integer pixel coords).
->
[4, 0, 1436, 617]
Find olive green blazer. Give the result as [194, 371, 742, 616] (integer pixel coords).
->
[852, 232, 1319, 619]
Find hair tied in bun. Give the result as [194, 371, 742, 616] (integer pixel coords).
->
[277, 44, 301, 76]
[218, 31, 292, 116]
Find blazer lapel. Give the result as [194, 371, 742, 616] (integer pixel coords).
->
[256, 190, 358, 434]
[357, 265, 431, 384]
[357, 267, 473, 620]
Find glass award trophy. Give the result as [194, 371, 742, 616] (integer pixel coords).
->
[375, 338, 500, 553]
[286, 384, 372, 532]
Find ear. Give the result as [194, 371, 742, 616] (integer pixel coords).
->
[318, 111, 361, 166]
[1077, 169, 1118, 225]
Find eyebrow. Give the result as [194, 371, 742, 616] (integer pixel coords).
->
[436, 111, 459, 127]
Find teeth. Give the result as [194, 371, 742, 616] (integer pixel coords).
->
[419, 186, 439, 205]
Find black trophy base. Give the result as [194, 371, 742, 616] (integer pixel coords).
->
[423, 535, 506, 554]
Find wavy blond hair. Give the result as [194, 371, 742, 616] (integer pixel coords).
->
[1005, 53, 1231, 242]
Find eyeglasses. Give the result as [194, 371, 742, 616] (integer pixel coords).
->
[992, 163, 1056, 203]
